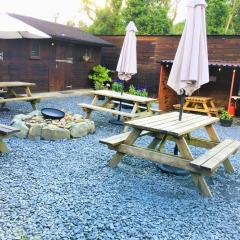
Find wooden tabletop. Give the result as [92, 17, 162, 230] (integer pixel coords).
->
[91, 90, 157, 103]
[126, 112, 219, 137]
[185, 96, 213, 102]
[0, 81, 35, 88]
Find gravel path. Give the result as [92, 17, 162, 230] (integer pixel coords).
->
[0, 96, 240, 240]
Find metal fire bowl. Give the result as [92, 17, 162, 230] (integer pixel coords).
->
[41, 108, 65, 119]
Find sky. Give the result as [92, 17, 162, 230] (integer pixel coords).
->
[0, 0, 186, 26]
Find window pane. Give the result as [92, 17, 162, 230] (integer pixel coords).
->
[31, 42, 40, 57]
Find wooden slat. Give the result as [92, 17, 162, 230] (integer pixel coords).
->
[0, 82, 35, 88]
[190, 139, 234, 168]
[0, 124, 20, 135]
[173, 117, 219, 136]
[91, 90, 157, 103]
[117, 144, 198, 173]
[79, 103, 136, 118]
[201, 140, 240, 171]
[0, 96, 42, 103]
[100, 130, 149, 146]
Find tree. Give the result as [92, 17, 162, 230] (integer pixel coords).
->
[206, 0, 230, 34]
[80, 0, 124, 34]
[120, 0, 172, 34]
[225, 0, 240, 34]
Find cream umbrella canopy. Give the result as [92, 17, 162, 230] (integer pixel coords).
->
[116, 21, 138, 82]
[0, 13, 51, 39]
[111, 21, 138, 124]
[167, 0, 209, 120]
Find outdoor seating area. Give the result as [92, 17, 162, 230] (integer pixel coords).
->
[1, 0, 240, 239]
[0, 96, 240, 239]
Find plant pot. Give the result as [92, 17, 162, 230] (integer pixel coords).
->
[220, 118, 233, 127]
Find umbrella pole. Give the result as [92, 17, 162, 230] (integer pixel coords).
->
[179, 90, 186, 121]
[117, 80, 125, 121]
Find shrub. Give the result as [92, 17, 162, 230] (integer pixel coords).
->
[128, 85, 148, 97]
[112, 82, 123, 92]
[88, 65, 111, 90]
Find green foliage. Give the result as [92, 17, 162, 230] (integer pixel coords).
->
[120, 0, 172, 34]
[128, 85, 148, 97]
[171, 21, 185, 34]
[88, 65, 111, 90]
[220, 109, 233, 120]
[112, 82, 123, 92]
[206, 0, 229, 34]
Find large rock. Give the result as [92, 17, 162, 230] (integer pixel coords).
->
[25, 110, 41, 119]
[41, 126, 70, 140]
[28, 123, 46, 139]
[85, 120, 95, 134]
[12, 114, 28, 123]
[70, 122, 90, 138]
[12, 120, 29, 138]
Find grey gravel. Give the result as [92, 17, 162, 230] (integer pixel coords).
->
[0, 95, 240, 240]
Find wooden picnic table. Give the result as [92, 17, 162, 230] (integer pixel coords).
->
[0, 124, 20, 153]
[79, 90, 159, 131]
[0, 81, 42, 110]
[100, 112, 240, 197]
[173, 96, 219, 117]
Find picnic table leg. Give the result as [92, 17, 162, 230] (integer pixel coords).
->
[175, 137, 213, 197]
[148, 138, 161, 149]
[24, 86, 32, 97]
[202, 102, 211, 116]
[30, 100, 37, 110]
[109, 129, 142, 167]
[0, 139, 10, 153]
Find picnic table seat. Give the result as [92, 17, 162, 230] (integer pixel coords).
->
[190, 139, 240, 174]
[0, 124, 20, 153]
[112, 100, 162, 114]
[0, 96, 42, 110]
[79, 103, 137, 119]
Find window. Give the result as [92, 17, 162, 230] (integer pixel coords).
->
[30, 42, 40, 59]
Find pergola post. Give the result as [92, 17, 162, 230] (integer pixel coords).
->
[158, 64, 164, 110]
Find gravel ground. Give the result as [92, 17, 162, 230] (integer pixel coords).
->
[0, 95, 240, 240]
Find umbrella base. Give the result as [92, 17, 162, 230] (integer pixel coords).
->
[158, 164, 189, 176]
[109, 119, 124, 126]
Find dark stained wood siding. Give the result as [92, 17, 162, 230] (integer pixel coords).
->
[100, 35, 240, 109]
[0, 39, 102, 92]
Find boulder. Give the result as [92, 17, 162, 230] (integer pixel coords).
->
[12, 120, 29, 138]
[28, 123, 46, 139]
[41, 126, 70, 140]
[12, 114, 28, 123]
[70, 122, 89, 138]
[25, 110, 41, 119]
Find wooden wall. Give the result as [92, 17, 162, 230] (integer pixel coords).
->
[100, 35, 240, 109]
[0, 39, 101, 92]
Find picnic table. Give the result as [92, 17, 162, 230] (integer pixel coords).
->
[0, 81, 42, 110]
[0, 124, 20, 153]
[173, 96, 219, 117]
[100, 112, 240, 197]
[79, 90, 160, 131]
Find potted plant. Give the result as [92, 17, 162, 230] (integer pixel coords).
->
[219, 109, 233, 127]
[112, 81, 123, 92]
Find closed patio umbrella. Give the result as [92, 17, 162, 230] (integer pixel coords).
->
[0, 13, 50, 39]
[111, 21, 138, 124]
[167, 0, 209, 121]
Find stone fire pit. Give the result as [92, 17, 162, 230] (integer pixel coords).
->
[11, 110, 95, 140]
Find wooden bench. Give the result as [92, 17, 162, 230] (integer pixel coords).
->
[0, 124, 20, 153]
[79, 103, 137, 119]
[190, 139, 240, 173]
[0, 96, 42, 110]
[100, 130, 150, 147]
[112, 100, 162, 114]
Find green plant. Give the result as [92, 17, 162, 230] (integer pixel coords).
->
[128, 84, 148, 97]
[88, 65, 111, 90]
[112, 82, 123, 92]
[220, 109, 232, 120]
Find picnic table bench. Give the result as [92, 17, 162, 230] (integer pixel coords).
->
[0, 82, 42, 110]
[79, 90, 159, 131]
[0, 124, 20, 153]
[100, 112, 240, 197]
[173, 96, 219, 117]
